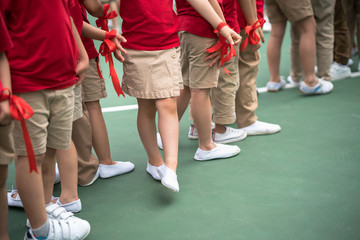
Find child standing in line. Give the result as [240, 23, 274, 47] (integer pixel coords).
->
[74, 0, 134, 187]
[1, 0, 91, 239]
[119, 0, 241, 192]
[0, 11, 14, 240]
[208, 0, 248, 144]
[175, 0, 242, 161]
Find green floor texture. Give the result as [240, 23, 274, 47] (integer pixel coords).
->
[6, 28, 360, 239]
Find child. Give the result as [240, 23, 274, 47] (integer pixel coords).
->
[175, 0, 242, 161]
[265, 0, 333, 95]
[1, 0, 91, 239]
[119, 0, 241, 192]
[74, 0, 134, 187]
[0, 11, 14, 240]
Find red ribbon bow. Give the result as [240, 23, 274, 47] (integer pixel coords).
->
[206, 23, 237, 76]
[99, 30, 125, 97]
[240, 18, 266, 51]
[0, 88, 37, 173]
[96, 4, 118, 32]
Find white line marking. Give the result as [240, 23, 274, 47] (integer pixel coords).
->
[102, 104, 138, 113]
[102, 73, 360, 113]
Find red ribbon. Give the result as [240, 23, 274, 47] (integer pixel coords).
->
[96, 4, 118, 32]
[0, 88, 37, 173]
[99, 30, 124, 97]
[240, 18, 266, 51]
[206, 23, 236, 76]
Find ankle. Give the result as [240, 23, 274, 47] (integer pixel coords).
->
[214, 124, 226, 134]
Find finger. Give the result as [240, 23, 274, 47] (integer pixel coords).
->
[209, 56, 220, 67]
[116, 34, 127, 43]
[204, 52, 219, 61]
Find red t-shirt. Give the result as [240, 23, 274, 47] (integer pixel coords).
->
[176, 0, 223, 39]
[223, 0, 240, 33]
[236, 0, 264, 29]
[120, 0, 180, 51]
[0, 12, 13, 92]
[70, 0, 83, 35]
[79, 0, 99, 59]
[1, 0, 78, 94]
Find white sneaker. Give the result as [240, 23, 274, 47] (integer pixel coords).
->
[358, 62, 360, 72]
[213, 127, 247, 144]
[7, 190, 23, 207]
[240, 120, 281, 136]
[188, 122, 215, 140]
[54, 163, 60, 184]
[266, 77, 286, 92]
[99, 161, 135, 178]
[299, 78, 333, 95]
[287, 76, 300, 87]
[56, 199, 82, 213]
[79, 167, 100, 187]
[156, 132, 163, 150]
[194, 143, 240, 161]
[157, 165, 179, 192]
[25, 216, 90, 240]
[347, 58, 353, 66]
[330, 62, 351, 80]
[146, 162, 163, 181]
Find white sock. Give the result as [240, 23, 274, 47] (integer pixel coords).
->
[32, 218, 50, 238]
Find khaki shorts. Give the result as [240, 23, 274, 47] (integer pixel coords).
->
[12, 86, 75, 156]
[73, 85, 83, 121]
[83, 58, 107, 102]
[265, 0, 313, 24]
[179, 31, 220, 89]
[122, 47, 182, 99]
[0, 122, 15, 165]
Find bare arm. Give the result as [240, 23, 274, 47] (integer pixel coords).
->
[71, 17, 89, 86]
[81, 21, 127, 62]
[0, 51, 12, 125]
[209, 0, 225, 22]
[187, 0, 241, 45]
[82, 0, 103, 17]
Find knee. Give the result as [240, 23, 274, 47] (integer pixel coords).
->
[297, 16, 316, 35]
[156, 98, 177, 114]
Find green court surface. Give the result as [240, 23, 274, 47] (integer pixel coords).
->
[6, 27, 360, 239]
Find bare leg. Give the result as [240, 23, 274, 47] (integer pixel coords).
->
[137, 98, 164, 167]
[267, 21, 287, 83]
[156, 97, 178, 172]
[0, 165, 9, 240]
[15, 155, 47, 229]
[190, 88, 216, 151]
[176, 86, 191, 121]
[42, 148, 57, 204]
[296, 16, 317, 86]
[56, 141, 79, 204]
[85, 100, 114, 165]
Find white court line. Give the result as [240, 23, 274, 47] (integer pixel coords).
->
[102, 73, 360, 113]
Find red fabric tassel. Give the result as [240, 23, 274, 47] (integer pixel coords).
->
[96, 4, 118, 32]
[240, 18, 266, 51]
[99, 30, 125, 97]
[206, 23, 237, 76]
[0, 88, 37, 173]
